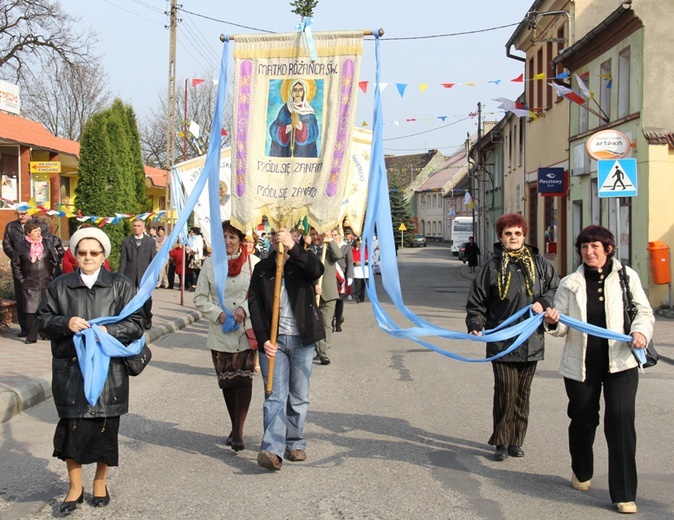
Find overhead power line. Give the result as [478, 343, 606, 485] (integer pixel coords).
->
[177, 8, 520, 41]
[382, 117, 472, 141]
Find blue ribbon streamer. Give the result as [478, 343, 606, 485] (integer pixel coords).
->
[354, 31, 647, 366]
[296, 17, 318, 62]
[76, 40, 233, 406]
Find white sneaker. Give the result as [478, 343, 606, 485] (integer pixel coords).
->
[617, 502, 637, 514]
[571, 473, 591, 491]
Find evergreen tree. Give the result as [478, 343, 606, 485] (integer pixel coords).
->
[75, 99, 147, 269]
[389, 186, 416, 248]
[116, 101, 152, 213]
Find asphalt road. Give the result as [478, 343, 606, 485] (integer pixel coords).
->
[1, 243, 673, 519]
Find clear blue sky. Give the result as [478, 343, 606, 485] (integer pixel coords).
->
[66, 0, 535, 156]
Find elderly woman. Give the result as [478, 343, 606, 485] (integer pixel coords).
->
[544, 226, 653, 515]
[466, 213, 559, 461]
[194, 221, 259, 452]
[36, 228, 145, 513]
[11, 220, 59, 344]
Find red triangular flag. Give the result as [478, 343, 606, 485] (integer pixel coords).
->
[192, 78, 205, 87]
[221, 128, 228, 136]
[441, 83, 455, 89]
[511, 73, 524, 83]
[358, 81, 368, 94]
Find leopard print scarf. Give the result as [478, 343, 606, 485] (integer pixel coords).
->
[497, 246, 536, 300]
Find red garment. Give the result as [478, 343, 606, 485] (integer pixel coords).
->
[61, 248, 111, 274]
[228, 247, 248, 277]
[169, 246, 185, 275]
[351, 245, 369, 264]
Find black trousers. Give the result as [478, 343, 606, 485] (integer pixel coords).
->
[489, 361, 537, 447]
[564, 367, 638, 503]
[167, 262, 176, 289]
[13, 277, 27, 332]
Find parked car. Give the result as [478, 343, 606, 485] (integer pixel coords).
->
[458, 242, 468, 263]
[412, 234, 427, 247]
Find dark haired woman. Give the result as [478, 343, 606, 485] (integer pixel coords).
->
[466, 213, 559, 461]
[11, 220, 59, 343]
[544, 225, 653, 514]
[193, 221, 259, 451]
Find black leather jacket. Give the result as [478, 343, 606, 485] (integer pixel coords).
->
[249, 242, 325, 348]
[466, 243, 559, 362]
[36, 268, 145, 418]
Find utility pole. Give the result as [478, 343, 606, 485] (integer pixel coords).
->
[474, 102, 482, 252]
[165, 0, 179, 231]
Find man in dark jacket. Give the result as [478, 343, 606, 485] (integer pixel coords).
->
[248, 228, 325, 471]
[119, 218, 156, 329]
[309, 227, 344, 365]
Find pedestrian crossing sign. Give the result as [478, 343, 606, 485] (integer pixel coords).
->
[598, 158, 637, 198]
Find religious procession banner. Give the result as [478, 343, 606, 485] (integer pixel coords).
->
[230, 31, 363, 233]
[172, 148, 232, 246]
[339, 127, 371, 236]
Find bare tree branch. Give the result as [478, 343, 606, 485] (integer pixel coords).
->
[20, 57, 111, 140]
[0, 0, 96, 82]
[140, 75, 232, 169]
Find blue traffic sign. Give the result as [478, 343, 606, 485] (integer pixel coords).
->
[598, 158, 637, 198]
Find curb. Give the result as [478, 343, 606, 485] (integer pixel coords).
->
[0, 310, 202, 424]
[655, 308, 674, 320]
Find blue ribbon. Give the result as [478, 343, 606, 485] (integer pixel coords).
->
[76, 39, 233, 406]
[354, 32, 647, 366]
[296, 17, 318, 62]
[558, 313, 647, 366]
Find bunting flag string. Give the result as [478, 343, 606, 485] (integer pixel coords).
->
[354, 71, 577, 98]
[1, 198, 168, 226]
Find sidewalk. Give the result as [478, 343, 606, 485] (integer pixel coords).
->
[0, 287, 202, 423]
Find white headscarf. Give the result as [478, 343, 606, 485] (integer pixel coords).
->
[287, 79, 315, 116]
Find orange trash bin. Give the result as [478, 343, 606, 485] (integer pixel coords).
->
[647, 241, 671, 285]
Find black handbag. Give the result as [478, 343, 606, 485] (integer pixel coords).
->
[123, 344, 153, 376]
[618, 268, 658, 368]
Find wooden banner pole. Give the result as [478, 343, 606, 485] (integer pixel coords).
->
[265, 243, 285, 394]
[315, 241, 329, 305]
[220, 28, 384, 42]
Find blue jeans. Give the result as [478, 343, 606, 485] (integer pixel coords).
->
[258, 335, 314, 457]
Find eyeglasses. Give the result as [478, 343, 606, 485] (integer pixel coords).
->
[503, 231, 523, 237]
[77, 250, 104, 258]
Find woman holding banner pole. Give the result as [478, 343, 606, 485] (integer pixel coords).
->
[248, 228, 325, 471]
[544, 225, 653, 515]
[466, 213, 559, 462]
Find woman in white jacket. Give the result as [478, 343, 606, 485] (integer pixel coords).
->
[194, 221, 259, 452]
[545, 225, 653, 515]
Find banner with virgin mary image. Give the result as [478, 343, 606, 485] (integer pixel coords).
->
[230, 31, 363, 233]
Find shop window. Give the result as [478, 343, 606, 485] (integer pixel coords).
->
[0, 145, 20, 205]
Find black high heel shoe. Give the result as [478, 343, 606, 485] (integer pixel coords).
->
[92, 486, 110, 507]
[60, 488, 84, 514]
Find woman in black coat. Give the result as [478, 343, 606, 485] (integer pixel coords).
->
[11, 220, 59, 343]
[36, 227, 145, 513]
[466, 213, 559, 461]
